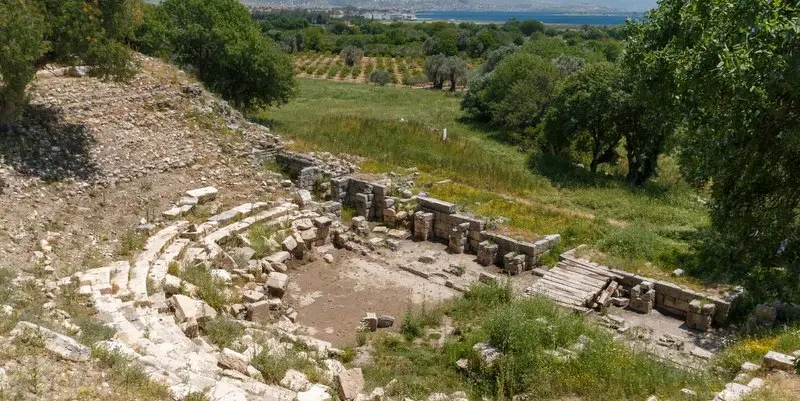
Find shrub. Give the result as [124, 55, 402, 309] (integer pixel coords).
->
[118, 230, 147, 257]
[400, 304, 443, 341]
[200, 317, 244, 349]
[179, 265, 230, 311]
[369, 71, 392, 86]
[340, 45, 364, 67]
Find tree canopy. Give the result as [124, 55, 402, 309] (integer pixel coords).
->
[155, 0, 295, 109]
[0, 0, 138, 125]
[625, 0, 800, 299]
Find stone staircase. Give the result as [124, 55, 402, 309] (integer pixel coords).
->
[65, 191, 338, 401]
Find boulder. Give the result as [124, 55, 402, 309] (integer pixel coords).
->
[266, 272, 289, 298]
[247, 300, 272, 324]
[10, 321, 90, 362]
[336, 368, 365, 401]
[377, 315, 395, 328]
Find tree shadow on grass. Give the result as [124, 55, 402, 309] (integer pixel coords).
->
[0, 105, 98, 182]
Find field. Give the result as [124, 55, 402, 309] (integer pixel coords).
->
[292, 53, 429, 87]
[254, 78, 713, 290]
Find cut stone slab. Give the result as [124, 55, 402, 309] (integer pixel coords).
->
[295, 190, 313, 207]
[10, 321, 90, 362]
[266, 251, 292, 264]
[362, 313, 378, 331]
[171, 294, 199, 322]
[186, 186, 218, 204]
[247, 300, 272, 324]
[282, 236, 298, 252]
[763, 351, 796, 371]
[266, 272, 289, 298]
[336, 368, 365, 401]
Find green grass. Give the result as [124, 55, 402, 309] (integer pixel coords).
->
[179, 265, 231, 311]
[361, 283, 724, 401]
[200, 316, 245, 350]
[93, 348, 172, 400]
[253, 78, 711, 286]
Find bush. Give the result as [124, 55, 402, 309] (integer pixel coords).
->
[179, 265, 230, 311]
[369, 70, 392, 86]
[400, 304, 443, 341]
[157, 0, 295, 109]
[340, 45, 364, 67]
[200, 317, 244, 349]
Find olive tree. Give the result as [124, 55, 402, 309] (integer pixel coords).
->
[339, 46, 364, 67]
[0, 0, 138, 125]
[626, 0, 800, 299]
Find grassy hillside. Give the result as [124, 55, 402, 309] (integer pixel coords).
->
[254, 78, 711, 288]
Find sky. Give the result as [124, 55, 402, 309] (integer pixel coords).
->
[604, 0, 658, 11]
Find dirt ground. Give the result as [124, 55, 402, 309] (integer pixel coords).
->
[285, 239, 515, 347]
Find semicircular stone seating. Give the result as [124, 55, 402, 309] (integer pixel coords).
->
[65, 188, 342, 401]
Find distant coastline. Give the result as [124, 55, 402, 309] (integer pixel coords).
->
[415, 11, 637, 25]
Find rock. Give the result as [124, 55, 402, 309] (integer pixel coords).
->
[680, 388, 696, 398]
[323, 254, 334, 263]
[747, 377, 765, 390]
[478, 272, 497, 284]
[281, 369, 311, 392]
[473, 342, 503, 366]
[418, 254, 436, 264]
[247, 300, 272, 324]
[0, 367, 7, 391]
[336, 368, 365, 401]
[210, 381, 247, 401]
[298, 385, 332, 401]
[266, 272, 289, 298]
[211, 269, 232, 283]
[171, 295, 216, 322]
[164, 274, 182, 295]
[646, 397, 658, 401]
[10, 321, 91, 362]
[377, 315, 395, 328]
[690, 347, 713, 360]
[295, 190, 313, 207]
[426, 393, 449, 401]
[283, 236, 298, 252]
[180, 317, 199, 338]
[242, 290, 265, 303]
[369, 387, 385, 401]
[265, 251, 292, 264]
[218, 348, 249, 374]
[740, 362, 760, 372]
[611, 297, 630, 308]
[672, 269, 685, 277]
[362, 312, 378, 331]
[186, 186, 218, 204]
[763, 351, 796, 371]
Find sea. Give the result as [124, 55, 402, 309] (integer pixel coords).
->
[415, 11, 638, 25]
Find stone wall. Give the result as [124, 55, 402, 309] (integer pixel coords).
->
[276, 151, 326, 190]
[482, 232, 561, 269]
[332, 177, 561, 271]
[609, 267, 732, 324]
